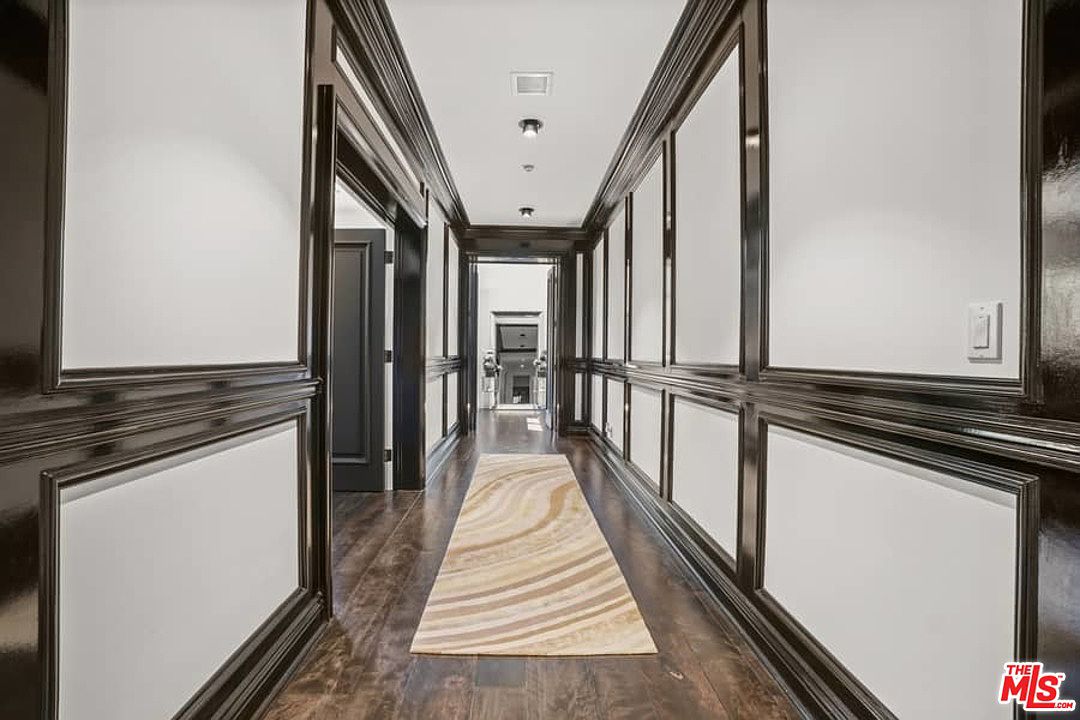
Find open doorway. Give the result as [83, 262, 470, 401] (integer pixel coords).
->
[330, 177, 392, 492]
[476, 262, 552, 417]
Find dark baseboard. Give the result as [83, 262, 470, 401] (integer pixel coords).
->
[565, 421, 591, 436]
[425, 424, 461, 483]
[174, 588, 326, 720]
[585, 431, 874, 720]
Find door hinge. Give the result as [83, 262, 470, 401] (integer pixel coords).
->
[384, 349, 392, 363]
[384, 250, 394, 264]
[383, 448, 392, 462]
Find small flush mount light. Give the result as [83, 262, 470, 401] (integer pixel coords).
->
[519, 118, 543, 138]
[522, 163, 535, 173]
[519, 206, 535, 218]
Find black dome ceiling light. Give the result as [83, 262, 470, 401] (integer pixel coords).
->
[519, 118, 543, 138]
[519, 206, 535, 219]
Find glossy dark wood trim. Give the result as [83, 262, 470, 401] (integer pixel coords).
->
[326, 0, 468, 228]
[459, 225, 596, 258]
[581, 0, 742, 233]
[42, 0, 317, 392]
[425, 422, 461, 481]
[426, 356, 464, 379]
[177, 589, 325, 720]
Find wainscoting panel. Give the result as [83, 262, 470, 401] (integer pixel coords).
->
[57, 422, 301, 720]
[592, 235, 605, 358]
[591, 374, 603, 433]
[447, 232, 460, 356]
[629, 385, 662, 488]
[426, 208, 446, 358]
[426, 377, 444, 453]
[447, 372, 459, 431]
[670, 398, 740, 558]
[59, 0, 307, 370]
[631, 159, 664, 363]
[606, 378, 625, 452]
[607, 207, 626, 361]
[764, 425, 1017, 719]
[673, 42, 741, 366]
[766, 0, 1024, 377]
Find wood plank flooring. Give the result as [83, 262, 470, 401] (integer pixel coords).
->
[263, 411, 802, 719]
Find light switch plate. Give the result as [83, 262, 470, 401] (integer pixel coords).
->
[967, 301, 1002, 362]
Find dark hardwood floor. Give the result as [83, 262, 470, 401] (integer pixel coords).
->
[264, 411, 801, 719]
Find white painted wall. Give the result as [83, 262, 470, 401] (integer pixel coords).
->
[607, 208, 626, 360]
[766, 0, 1023, 377]
[592, 236, 605, 357]
[671, 399, 740, 557]
[629, 386, 662, 489]
[632, 159, 664, 363]
[674, 45, 742, 365]
[59, 423, 300, 720]
[426, 208, 446, 358]
[765, 427, 1017, 719]
[475, 263, 550, 405]
[606, 379, 625, 452]
[61, 0, 306, 369]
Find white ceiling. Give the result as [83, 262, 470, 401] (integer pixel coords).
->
[387, 0, 686, 227]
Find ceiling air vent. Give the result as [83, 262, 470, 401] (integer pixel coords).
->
[511, 72, 553, 96]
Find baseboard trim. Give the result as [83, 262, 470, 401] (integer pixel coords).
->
[426, 425, 461, 483]
[174, 588, 326, 720]
[585, 431, 870, 720]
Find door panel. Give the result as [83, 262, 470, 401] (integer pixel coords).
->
[332, 229, 386, 491]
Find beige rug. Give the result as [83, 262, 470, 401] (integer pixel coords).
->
[411, 453, 657, 656]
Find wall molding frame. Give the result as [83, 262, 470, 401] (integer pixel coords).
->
[326, 0, 469, 229]
[41, 0, 318, 393]
[575, 0, 1080, 716]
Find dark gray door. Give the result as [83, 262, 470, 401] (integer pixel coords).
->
[331, 228, 386, 491]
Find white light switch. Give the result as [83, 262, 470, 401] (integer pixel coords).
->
[967, 301, 1002, 361]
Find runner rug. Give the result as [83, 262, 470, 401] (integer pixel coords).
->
[411, 453, 656, 656]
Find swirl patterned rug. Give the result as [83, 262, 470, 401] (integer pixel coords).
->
[410, 453, 657, 656]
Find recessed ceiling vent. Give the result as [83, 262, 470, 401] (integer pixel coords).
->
[511, 72, 553, 96]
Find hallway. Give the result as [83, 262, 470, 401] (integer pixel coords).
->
[265, 412, 797, 719]
[4, 0, 1080, 718]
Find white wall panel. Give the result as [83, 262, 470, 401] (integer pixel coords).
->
[632, 159, 664, 363]
[606, 379, 624, 452]
[674, 45, 742, 365]
[59, 423, 300, 720]
[629, 386, 662, 488]
[607, 208, 626, 360]
[447, 232, 459, 355]
[575, 253, 584, 357]
[591, 236, 605, 357]
[61, 0, 306, 369]
[767, 0, 1022, 377]
[671, 399, 740, 556]
[765, 427, 1016, 719]
[426, 377, 443, 453]
[591, 374, 603, 432]
[575, 373, 584, 421]
[426, 209, 446, 358]
[447, 372, 459, 430]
